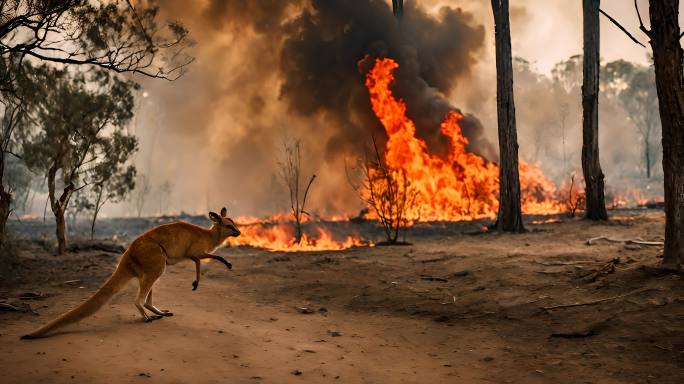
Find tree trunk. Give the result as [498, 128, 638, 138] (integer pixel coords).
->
[55, 207, 67, 254]
[491, 0, 525, 233]
[0, 153, 9, 247]
[294, 218, 303, 244]
[91, 189, 103, 240]
[649, 0, 684, 270]
[582, 0, 608, 221]
[47, 163, 74, 255]
[645, 135, 652, 179]
[0, 187, 10, 247]
[392, 0, 403, 17]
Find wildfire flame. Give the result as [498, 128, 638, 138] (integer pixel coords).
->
[365, 57, 563, 221]
[230, 216, 365, 252]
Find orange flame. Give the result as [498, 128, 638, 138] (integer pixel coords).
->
[230, 220, 365, 252]
[365, 58, 562, 221]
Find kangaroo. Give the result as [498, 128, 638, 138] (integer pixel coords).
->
[21, 207, 241, 339]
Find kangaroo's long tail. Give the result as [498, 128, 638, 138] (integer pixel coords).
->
[21, 262, 134, 339]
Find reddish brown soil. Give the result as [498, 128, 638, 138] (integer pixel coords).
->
[1, 210, 683, 383]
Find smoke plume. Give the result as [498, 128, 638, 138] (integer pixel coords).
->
[133, 0, 489, 216]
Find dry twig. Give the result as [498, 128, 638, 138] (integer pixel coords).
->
[543, 287, 658, 310]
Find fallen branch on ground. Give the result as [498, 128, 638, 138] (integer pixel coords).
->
[542, 287, 659, 310]
[420, 276, 448, 282]
[533, 260, 602, 266]
[550, 318, 612, 338]
[586, 236, 663, 246]
[576, 258, 620, 283]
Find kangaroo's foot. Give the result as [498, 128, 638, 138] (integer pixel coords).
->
[144, 314, 164, 322]
[144, 303, 173, 317]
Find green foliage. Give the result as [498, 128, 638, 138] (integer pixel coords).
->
[3, 156, 32, 212]
[21, 65, 138, 187]
[601, 59, 638, 98]
[18, 63, 138, 246]
[551, 54, 583, 91]
[0, 0, 192, 246]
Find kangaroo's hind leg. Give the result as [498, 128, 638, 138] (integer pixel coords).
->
[130, 242, 167, 322]
[144, 289, 173, 317]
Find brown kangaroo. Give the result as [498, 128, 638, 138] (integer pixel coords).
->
[21, 207, 241, 339]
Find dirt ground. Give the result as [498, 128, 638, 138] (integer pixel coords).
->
[1, 210, 683, 383]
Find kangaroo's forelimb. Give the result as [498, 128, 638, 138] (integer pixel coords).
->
[206, 254, 232, 270]
[190, 254, 232, 291]
[191, 256, 200, 291]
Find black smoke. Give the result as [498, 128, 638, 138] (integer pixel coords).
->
[277, 0, 492, 160]
[140, 0, 491, 216]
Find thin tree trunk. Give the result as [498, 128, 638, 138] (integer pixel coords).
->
[645, 135, 652, 179]
[0, 188, 10, 247]
[47, 162, 74, 255]
[392, 0, 403, 17]
[55, 207, 67, 254]
[582, 0, 608, 220]
[294, 218, 302, 244]
[649, 0, 684, 270]
[491, 0, 525, 233]
[0, 153, 10, 247]
[91, 188, 103, 240]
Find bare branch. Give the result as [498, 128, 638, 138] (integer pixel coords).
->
[633, 0, 651, 36]
[599, 8, 646, 48]
[299, 174, 316, 221]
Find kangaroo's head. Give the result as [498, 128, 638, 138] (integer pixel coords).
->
[209, 207, 241, 238]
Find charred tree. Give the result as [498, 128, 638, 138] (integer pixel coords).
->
[491, 0, 525, 233]
[647, 0, 684, 270]
[581, 0, 609, 221]
[392, 0, 404, 18]
[278, 139, 315, 244]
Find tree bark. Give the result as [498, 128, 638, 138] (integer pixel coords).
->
[392, 0, 403, 17]
[491, 0, 525, 233]
[582, 0, 608, 221]
[47, 162, 74, 255]
[0, 186, 10, 248]
[645, 135, 652, 179]
[90, 188, 103, 240]
[0, 152, 10, 247]
[55, 207, 67, 254]
[648, 0, 684, 270]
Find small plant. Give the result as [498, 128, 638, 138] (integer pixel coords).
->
[278, 139, 315, 244]
[561, 174, 586, 217]
[351, 138, 418, 245]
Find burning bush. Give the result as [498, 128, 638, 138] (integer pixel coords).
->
[558, 174, 586, 217]
[350, 139, 419, 245]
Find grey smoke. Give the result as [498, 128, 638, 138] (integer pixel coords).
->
[130, 0, 490, 216]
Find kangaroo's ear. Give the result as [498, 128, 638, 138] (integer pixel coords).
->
[220, 207, 227, 217]
[208, 212, 222, 223]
